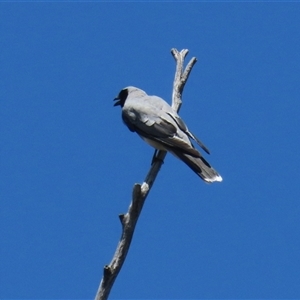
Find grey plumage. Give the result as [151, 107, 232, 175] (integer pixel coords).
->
[114, 86, 222, 183]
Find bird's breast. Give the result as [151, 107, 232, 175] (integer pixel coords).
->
[139, 136, 167, 151]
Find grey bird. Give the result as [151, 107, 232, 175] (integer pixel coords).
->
[114, 86, 222, 183]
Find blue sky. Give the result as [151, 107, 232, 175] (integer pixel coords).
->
[1, 2, 300, 299]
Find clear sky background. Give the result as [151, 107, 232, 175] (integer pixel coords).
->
[1, 2, 300, 299]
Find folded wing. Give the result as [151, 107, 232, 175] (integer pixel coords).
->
[122, 101, 200, 157]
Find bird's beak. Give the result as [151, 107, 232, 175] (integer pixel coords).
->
[113, 96, 121, 106]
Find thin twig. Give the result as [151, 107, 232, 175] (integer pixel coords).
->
[95, 49, 197, 300]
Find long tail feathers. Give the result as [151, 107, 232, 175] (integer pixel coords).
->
[170, 149, 222, 183]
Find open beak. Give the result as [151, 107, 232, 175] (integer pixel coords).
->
[113, 96, 121, 106]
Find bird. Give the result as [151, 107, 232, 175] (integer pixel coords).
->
[113, 86, 222, 183]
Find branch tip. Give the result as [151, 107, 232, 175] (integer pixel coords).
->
[171, 48, 180, 60]
[119, 214, 125, 224]
[180, 49, 189, 58]
[171, 48, 178, 55]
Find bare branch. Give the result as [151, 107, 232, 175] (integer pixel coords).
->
[95, 49, 197, 300]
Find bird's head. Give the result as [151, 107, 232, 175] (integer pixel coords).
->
[113, 86, 146, 107]
[113, 88, 128, 107]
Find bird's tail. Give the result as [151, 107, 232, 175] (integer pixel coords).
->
[170, 149, 222, 183]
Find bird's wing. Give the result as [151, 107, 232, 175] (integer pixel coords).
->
[122, 99, 200, 157]
[165, 112, 211, 155]
[147, 96, 211, 154]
